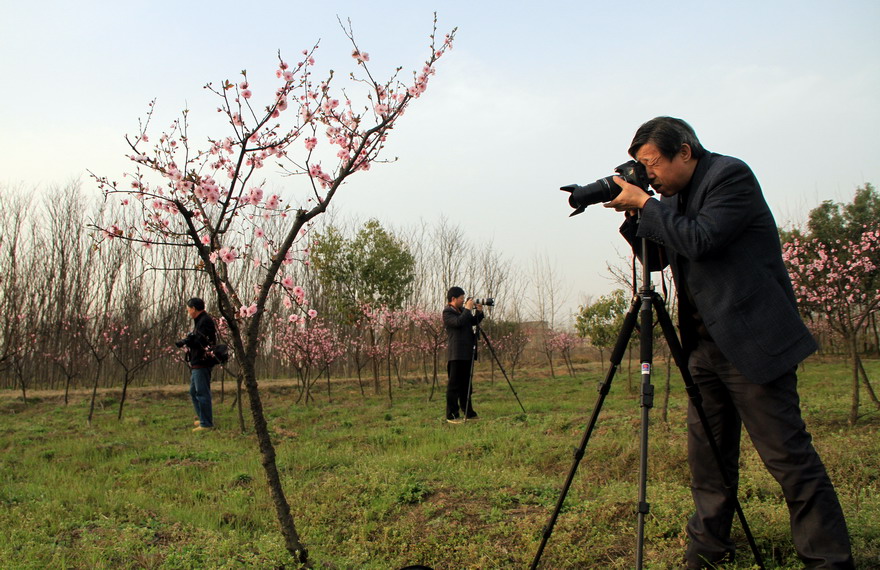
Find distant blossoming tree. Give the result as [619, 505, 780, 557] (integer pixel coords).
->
[92, 16, 455, 564]
[547, 330, 579, 377]
[105, 320, 174, 420]
[275, 315, 344, 404]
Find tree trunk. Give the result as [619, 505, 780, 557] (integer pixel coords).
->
[386, 337, 394, 401]
[18, 374, 27, 405]
[117, 373, 131, 420]
[849, 336, 860, 426]
[325, 366, 332, 403]
[856, 355, 880, 409]
[355, 359, 365, 397]
[64, 375, 72, 406]
[87, 362, 102, 425]
[236, 374, 246, 433]
[240, 357, 309, 566]
[870, 312, 879, 356]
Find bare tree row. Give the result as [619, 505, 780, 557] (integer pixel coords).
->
[1, 183, 577, 398]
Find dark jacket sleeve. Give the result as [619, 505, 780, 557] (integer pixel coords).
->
[620, 214, 669, 272]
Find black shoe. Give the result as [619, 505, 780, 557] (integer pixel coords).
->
[465, 414, 479, 420]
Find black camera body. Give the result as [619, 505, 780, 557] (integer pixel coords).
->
[472, 297, 495, 307]
[175, 332, 197, 348]
[561, 160, 652, 216]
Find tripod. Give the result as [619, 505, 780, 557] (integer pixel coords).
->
[461, 321, 527, 420]
[530, 231, 764, 569]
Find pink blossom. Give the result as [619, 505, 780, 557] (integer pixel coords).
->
[248, 187, 264, 205]
[281, 276, 295, 289]
[219, 247, 237, 264]
[266, 194, 280, 209]
[254, 227, 265, 239]
[304, 137, 318, 150]
[200, 234, 211, 245]
[308, 309, 318, 319]
[242, 89, 252, 99]
[239, 303, 258, 318]
[352, 50, 369, 63]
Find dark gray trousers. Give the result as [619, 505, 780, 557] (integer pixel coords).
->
[685, 340, 853, 569]
[446, 359, 476, 420]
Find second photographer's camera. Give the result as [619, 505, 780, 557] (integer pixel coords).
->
[473, 297, 495, 307]
[175, 332, 195, 348]
[561, 160, 651, 216]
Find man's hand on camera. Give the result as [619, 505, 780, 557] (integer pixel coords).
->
[464, 298, 476, 310]
[605, 176, 651, 213]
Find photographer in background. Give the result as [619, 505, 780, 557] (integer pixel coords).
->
[177, 297, 218, 432]
[606, 117, 853, 569]
[442, 287, 483, 423]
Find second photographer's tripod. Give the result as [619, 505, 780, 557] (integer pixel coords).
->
[463, 320, 527, 420]
[530, 228, 765, 569]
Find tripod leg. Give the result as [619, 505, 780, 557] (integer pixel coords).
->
[462, 336, 478, 421]
[531, 295, 641, 570]
[635, 290, 656, 569]
[478, 327, 527, 413]
[651, 295, 766, 570]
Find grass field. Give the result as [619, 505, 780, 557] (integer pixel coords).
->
[1, 358, 878, 569]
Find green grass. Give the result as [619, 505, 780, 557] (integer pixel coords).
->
[0, 359, 878, 568]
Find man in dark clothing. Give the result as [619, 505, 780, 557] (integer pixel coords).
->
[179, 297, 218, 431]
[606, 117, 854, 569]
[442, 286, 484, 423]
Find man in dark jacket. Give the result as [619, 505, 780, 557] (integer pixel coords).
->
[606, 117, 853, 568]
[442, 286, 484, 423]
[180, 297, 218, 431]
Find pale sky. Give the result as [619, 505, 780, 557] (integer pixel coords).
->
[2, 1, 878, 319]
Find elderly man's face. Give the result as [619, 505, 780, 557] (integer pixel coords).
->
[635, 142, 696, 198]
[450, 294, 465, 309]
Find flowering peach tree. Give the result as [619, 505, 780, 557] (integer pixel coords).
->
[783, 227, 880, 424]
[91, 16, 455, 564]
